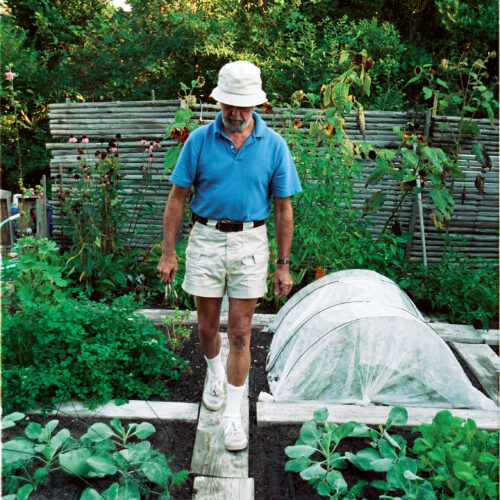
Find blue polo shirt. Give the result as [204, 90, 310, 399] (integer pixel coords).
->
[169, 111, 302, 221]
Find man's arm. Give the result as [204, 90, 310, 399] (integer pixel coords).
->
[157, 184, 189, 283]
[273, 196, 294, 297]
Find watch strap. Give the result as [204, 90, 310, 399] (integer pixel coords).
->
[276, 258, 291, 265]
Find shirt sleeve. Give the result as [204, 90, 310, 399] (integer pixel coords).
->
[270, 136, 303, 197]
[169, 129, 202, 188]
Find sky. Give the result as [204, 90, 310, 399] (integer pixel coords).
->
[111, 0, 131, 11]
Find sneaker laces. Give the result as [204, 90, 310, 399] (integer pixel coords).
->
[225, 419, 243, 437]
[207, 376, 224, 397]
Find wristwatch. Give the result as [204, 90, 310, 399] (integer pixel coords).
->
[276, 258, 291, 265]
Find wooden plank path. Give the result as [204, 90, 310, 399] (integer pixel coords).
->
[192, 477, 254, 500]
[452, 342, 500, 406]
[190, 332, 254, 498]
[256, 400, 499, 431]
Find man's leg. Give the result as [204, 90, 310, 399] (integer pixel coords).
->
[197, 296, 225, 410]
[226, 297, 257, 385]
[223, 297, 257, 451]
[196, 296, 223, 358]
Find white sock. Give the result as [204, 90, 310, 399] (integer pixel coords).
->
[205, 351, 225, 379]
[223, 383, 245, 419]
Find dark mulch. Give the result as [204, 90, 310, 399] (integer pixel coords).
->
[3, 323, 495, 500]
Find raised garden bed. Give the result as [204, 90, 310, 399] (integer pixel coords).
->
[3, 323, 497, 499]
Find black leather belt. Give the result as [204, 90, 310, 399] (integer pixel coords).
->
[193, 214, 266, 232]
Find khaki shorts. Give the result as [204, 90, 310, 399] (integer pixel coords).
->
[182, 221, 269, 299]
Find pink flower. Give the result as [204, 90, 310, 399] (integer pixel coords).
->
[101, 182, 107, 186]
[148, 155, 154, 162]
[141, 138, 148, 146]
[110, 146, 118, 153]
[96, 153, 102, 159]
[68, 134, 78, 143]
[81, 135, 89, 144]
[140, 164, 147, 171]
[5, 71, 14, 80]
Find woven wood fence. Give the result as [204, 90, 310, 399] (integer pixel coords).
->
[47, 100, 499, 263]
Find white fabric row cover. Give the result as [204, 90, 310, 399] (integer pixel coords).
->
[266, 269, 495, 410]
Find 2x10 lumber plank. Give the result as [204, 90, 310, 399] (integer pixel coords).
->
[190, 334, 249, 478]
[477, 329, 499, 346]
[29, 400, 199, 421]
[451, 342, 499, 405]
[256, 401, 499, 430]
[430, 323, 484, 344]
[192, 477, 254, 500]
[136, 309, 274, 329]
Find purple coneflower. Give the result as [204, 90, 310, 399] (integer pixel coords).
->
[81, 134, 89, 144]
[69, 134, 78, 143]
[148, 155, 154, 162]
[5, 71, 14, 80]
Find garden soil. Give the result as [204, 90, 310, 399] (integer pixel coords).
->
[3, 325, 493, 499]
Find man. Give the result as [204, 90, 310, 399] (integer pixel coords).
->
[157, 60, 301, 451]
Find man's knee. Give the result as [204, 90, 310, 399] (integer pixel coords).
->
[198, 323, 219, 341]
[228, 325, 251, 352]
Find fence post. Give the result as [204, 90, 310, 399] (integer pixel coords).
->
[36, 175, 48, 239]
[405, 110, 432, 265]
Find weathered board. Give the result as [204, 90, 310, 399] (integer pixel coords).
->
[192, 477, 254, 500]
[429, 323, 484, 344]
[190, 334, 250, 478]
[137, 308, 274, 329]
[256, 400, 499, 430]
[451, 342, 499, 405]
[477, 329, 500, 346]
[29, 399, 199, 421]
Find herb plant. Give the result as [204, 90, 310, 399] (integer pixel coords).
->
[2, 294, 188, 414]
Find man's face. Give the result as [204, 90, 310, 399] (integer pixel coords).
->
[220, 103, 254, 132]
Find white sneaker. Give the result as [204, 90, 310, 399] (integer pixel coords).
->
[202, 375, 226, 411]
[224, 418, 248, 451]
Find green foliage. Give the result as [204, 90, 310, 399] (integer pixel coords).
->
[285, 407, 436, 499]
[59, 137, 163, 298]
[399, 244, 499, 329]
[412, 410, 499, 499]
[2, 0, 497, 191]
[2, 413, 188, 499]
[162, 308, 192, 354]
[2, 237, 70, 311]
[286, 407, 498, 499]
[1, 294, 188, 414]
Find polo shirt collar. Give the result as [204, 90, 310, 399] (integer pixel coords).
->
[214, 111, 267, 139]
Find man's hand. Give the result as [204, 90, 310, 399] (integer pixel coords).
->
[157, 253, 177, 284]
[274, 266, 293, 297]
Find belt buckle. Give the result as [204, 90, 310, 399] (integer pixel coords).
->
[217, 219, 240, 231]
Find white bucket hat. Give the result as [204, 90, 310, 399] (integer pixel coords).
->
[210, 60, 267, 107]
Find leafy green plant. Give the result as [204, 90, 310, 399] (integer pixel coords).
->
[285, 407, 435, 499]
[2, 413, 188, 500]
[399, 243, 499, 329]
[60, 135, 165, 298]
[412, 410, 499, 499]
[162, 308, 192, 354]
[2, 294, 188, 414]
[285, 407, 437, 499]
[1, 236, 70, 312]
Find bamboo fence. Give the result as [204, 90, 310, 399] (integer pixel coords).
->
[46, 100, 499, 263]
